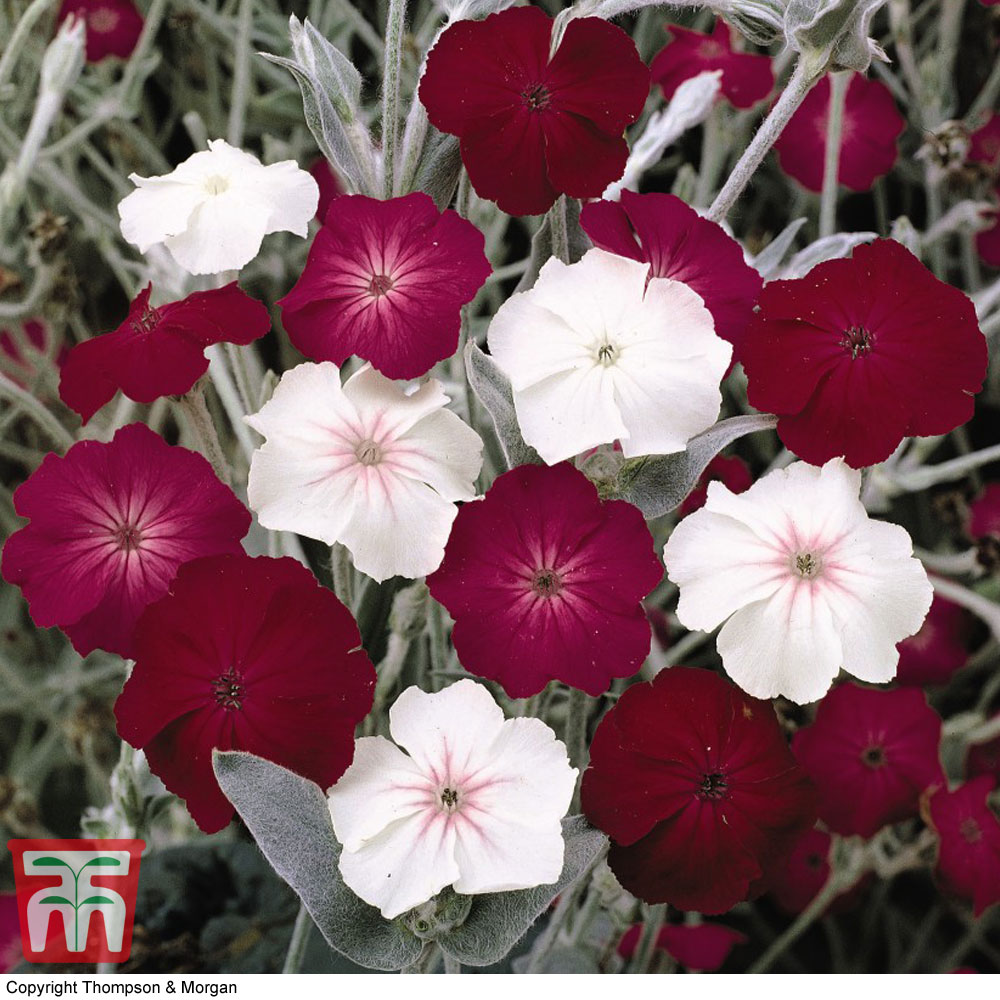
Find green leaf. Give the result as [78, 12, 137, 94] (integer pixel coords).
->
[213, 750, 423, 972]
[39, 896, 73, 906]
[32, 857, 73, 868]
[437, 816, 608, 968]
[80, 896, 116, 906]
[81, 857, 121, 868]
[464, 341, 542, 471]
[613, 414, 779, 519]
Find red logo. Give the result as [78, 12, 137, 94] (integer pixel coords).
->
[8, 839, 144, 964]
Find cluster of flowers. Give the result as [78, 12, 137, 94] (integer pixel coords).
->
[5, 2, 1000, 950]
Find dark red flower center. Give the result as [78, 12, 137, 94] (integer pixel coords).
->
[368, 273, 395, 298]
[861, 745, 886, 768]
[697, 771, 729, 800]
[112, 522, 143, 552]
[805, 852, 825, 870]
[130, 304, 161, 336]
[212, 667, 245, 711]
[841, 325, 874, 359]
[531, 567, 563, 598]
[960, 817, 982, 844]
[521, 84, 552, 112]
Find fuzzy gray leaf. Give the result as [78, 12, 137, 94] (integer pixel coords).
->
[752, 217, 807, 280]
[213, 751, 422, 972]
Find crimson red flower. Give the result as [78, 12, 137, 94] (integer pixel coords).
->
[969, 114, 1000, 168]
[977, 201, 1000, 268]
[774, 73, 905, 193]
[582, 667, 815, 914]
[793, 684, 945, 838]
[115, 553, 374, 833]
[740, 239, 988, 468]
[418, 7, 649, 216]
[57, 0, 143, 61]
[59, 283, 271, 423]
[617, 921, 746, 970]
[764, 826, 832, 914]
[969, 483, 1000, 538]
[579, 191, 763, 356]
[0, 894, 19, 973]
[896, 595, 969, 687]
[2, 423, 250, 657]
[926, 776, 1000, 916]
[651, 19, 773, 109]
[967, 723, 1000, 782]
[427, 463, 661, 698]
[278, 193, 490, 379]
[309, 158, 343, 221]
[678, 454, 753, 517]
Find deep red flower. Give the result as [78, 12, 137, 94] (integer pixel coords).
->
[774, 73, 905, 193]
[1, 424, 250, 657]
[57, 0, 143, 61]
[427, 463, 661, 698]
[765, 826, 832, 914]
[793, 684, 945, 838]
[582, 667, 816, 914]
[926, 776, 1000, 916]
[309, 158, 343, 221]
[895, 595, 969, 687]
[967, 722, 1000, 782]
[650, 18, 773, 109]
[0, 894, 19, 973]
[579, 191, 763, 356]
[115, 553, 375, 833]
[279, 193, 490, 379]
[740, 239, 988, 468]
[418, 6, 650, 216]
[59, 283, 271, 423]
[969, 114, 1000, 168]
[969, 483, 1000, 538]
[678, 454, 753, 517]
[617, 921, 746, 970]
[977, 200, 1000, 267]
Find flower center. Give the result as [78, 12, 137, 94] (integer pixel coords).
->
[129, 304, 160, 336]
[531, 568, 563, 598]
[112, 522, 143, 552]
[595, 341, 619, 367]
[960, 817, 982, 844]
[368, 273, 394, 298]
[792, 551, 822, 578]
[439, 787, 460, 813]
[212, 667, 245, 710]
[697, 771, 729, 800]
[841, 325, 874, 359]
[202, 175, 231, 196]
[88, 7, 120, 32]
[355, 438, 382, 466]
[861, 745, 886, 769]
[521, 84, 551, 112]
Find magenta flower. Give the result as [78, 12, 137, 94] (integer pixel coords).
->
[309, 158, 343, 221]
[969, 483, 1000, 538]
[427, 462, 662, 698]
[651, 19, 774, 109]
[582, 667, 816, 914]
[59, 283, 271, 423]
[927, 776, 1000, 916]
[896, 595, 970, 687]
[580, 191, 763, 357]
[278, 194, 490, 380]
[774, 73, 905, 193]
[969, 114, 1000, 168]
[418, 6, 650, 216]
[793, 684, 945, 838]
[1, 318, 66, 395]
[967, 720, 1000, 782]
[2, 424, 250, 657]
[115, 553, 375, 833]
[618, 921, 746, 971]
[57, 0, 143, 61]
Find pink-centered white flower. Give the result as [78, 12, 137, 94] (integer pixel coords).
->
[327, 679, 577, 919]
[245, 362, 483, 582]
[663, 459, 933, 704]
[487, 248, 731, 465]
[118, 139, 318, 275]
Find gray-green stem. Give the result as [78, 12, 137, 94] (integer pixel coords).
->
[281, 902, 314, 974]
[381, 0, 408, 198]
[819, 71, 849, 239]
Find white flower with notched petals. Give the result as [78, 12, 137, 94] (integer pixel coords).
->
[663, 458, 933, 705]
[118, 139, 318, 275]
[327, 680, 577, 919]
[486, 247, 732, 465]
[246, 362, 482, 583]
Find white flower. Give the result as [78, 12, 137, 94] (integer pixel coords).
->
[245, 361, 482, 582]
[663, 458, 933, 705]
[327, 680, 577, 919]
[118, 139, 318, 275]
[486, 248, 732, 465]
